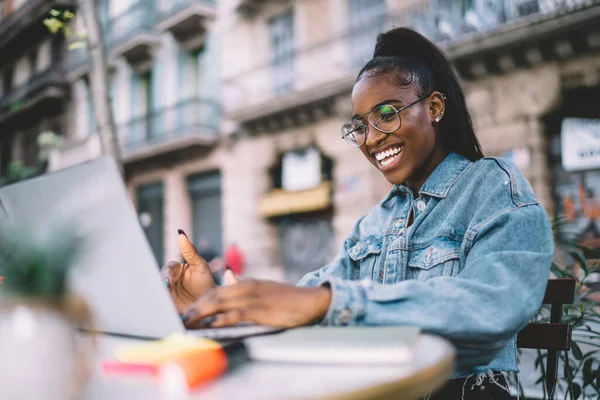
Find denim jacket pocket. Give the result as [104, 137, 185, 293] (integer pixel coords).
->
[348, 237, 383, 280]
[408, 237, 461, 281]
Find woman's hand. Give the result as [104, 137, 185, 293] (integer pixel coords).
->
[160, 231, 217, 313]
[182, 280, 332, 329]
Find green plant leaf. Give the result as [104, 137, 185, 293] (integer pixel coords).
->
[565, 357, 574, 379]
[551, 262, 575, 279]
[583, 358, 595, 387]
[582, 350, 599, 360]
[568, 250, 589, 274]
[559, 239, 595, 254]
[572, 382, 582, 399]
[68, 41, 86, 50]
[571, 342, 583, 360]
[576, 288, 600, 303]
[0, 222, 84, 298]
[43, 17, 64, 34]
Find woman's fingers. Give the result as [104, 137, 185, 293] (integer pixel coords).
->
[160, 260, 184, 287]
[182, 281, 259, 326]
[223, 268, 238, 285]
[177, 231, 206, 267]
[210, 308, 250, 328]
[181, 281, 331, 329]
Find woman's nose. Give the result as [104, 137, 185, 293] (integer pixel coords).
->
[365, 126, 386, 147]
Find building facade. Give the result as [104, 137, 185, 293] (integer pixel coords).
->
[0, 0, 74, 184]
[52, 0, 600, 282]
[50, 0, 223, 267]
[219, 0, 600, 281]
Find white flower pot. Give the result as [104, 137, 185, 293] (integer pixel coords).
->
[0, 297, 95, 400]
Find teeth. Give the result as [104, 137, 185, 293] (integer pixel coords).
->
[380, 153, 399, 166]
[375, 147, 402, 161]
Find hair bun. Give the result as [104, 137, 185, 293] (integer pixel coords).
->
[373, 27, 431, 59]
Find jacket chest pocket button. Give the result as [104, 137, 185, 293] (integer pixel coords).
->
[348, 238, 383, 280]
[424, 248, 433, 264]
[338, 308, 353, 325]
[408, 238, 461, 281]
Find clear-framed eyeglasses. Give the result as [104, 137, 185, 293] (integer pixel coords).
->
[340, 94, 433, 148]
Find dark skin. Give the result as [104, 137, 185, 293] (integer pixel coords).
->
[354, 73, 447, 194]
[161, 71, 447, 328]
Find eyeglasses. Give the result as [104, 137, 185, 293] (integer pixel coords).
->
[340, 94, 431, 147]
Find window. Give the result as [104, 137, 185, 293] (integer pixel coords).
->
[28, 49, 38, 76]
[100, 0, 110, 28]
[0, 141, 6, 176]
[177, 47, 199, 100]
[347, 0, 386, 67]
[515, 0, 540, 17]
[270, 11, 295, 95]
[142, 69, 161, 141]
[188, 171, 223, 258]
[175, 49, 200, 134]
[3, 66, 13, 92]
[20, 132, 38, 167]
[137, 182, 165, 265]
[87, 84, 96, 135]
[127, 69, 155, 147]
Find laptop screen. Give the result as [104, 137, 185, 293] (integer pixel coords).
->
[0, 195, 8, 221]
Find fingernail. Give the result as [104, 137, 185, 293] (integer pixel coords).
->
[177, 229, 187, 237]
[202, 316, 216, 326]
[163, 277, 170, 288]
[183, 308, 198, 321]
[180, 314, 189, 323]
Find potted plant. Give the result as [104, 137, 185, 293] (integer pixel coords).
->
[0, 222, 95, 399]
[512, 220, 600, 399]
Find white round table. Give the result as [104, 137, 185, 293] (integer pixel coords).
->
[84, 333, 455, 400]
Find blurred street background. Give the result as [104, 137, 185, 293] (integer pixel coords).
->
[1, 1, 600, 397]
[0, 0, 599, 283]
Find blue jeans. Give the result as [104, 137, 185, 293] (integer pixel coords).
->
[429, 371, 512, 400]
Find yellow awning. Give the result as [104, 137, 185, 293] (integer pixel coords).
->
[259, 181, 332, 218]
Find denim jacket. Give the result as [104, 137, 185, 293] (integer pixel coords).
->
[298, 152, 554, 377]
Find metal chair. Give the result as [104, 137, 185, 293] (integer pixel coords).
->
[517, 278, 576, 399]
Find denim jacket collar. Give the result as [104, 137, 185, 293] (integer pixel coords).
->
[387, 152, 472, 201]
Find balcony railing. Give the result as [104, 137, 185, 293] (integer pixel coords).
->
[158, 0, 215, 20]
[410, 0, 597, 44]
[156, 0, 216, 51]
[0, 66, 68, 123]
[120, 98, 220, 156]
[222, 0, 597, 117]
[65, 45, 90, 77]
[105, 0, 158, 48]
[221, 8, 422, 117]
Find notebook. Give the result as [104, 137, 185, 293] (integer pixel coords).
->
[245, 326, 420, 365]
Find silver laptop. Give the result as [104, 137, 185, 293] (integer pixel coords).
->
[0, 156, 281, 340]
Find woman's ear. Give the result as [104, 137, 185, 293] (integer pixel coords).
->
[429, 91, 445, 123]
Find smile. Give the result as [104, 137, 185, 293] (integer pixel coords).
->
[374, 146, 403, 167]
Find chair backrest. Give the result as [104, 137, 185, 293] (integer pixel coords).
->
[517, 278, 576, 399]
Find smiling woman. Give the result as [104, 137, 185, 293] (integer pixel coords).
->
[161, 27, 554, 400]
